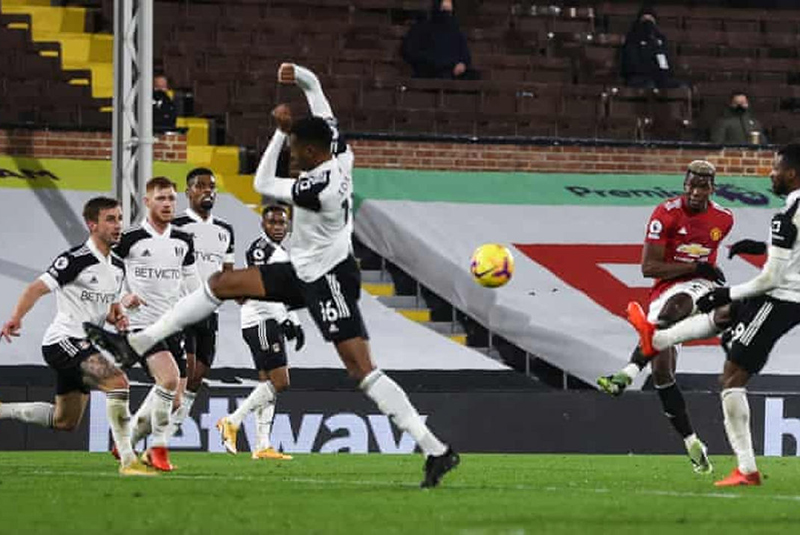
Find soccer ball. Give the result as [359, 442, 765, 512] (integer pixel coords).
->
[470, 244, 514, 288]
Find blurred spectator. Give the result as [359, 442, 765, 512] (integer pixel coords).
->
[153, 72, 177, 129]
[621, 6, 682, 89]
[401, 0, 479, 80]
[711, 92, 768, 145]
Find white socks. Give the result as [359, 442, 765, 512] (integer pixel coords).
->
[131, 386, 156, 446]
[106, 390, 136, 465]
[166, 390, 197, 438]
[150, 385, 176, 448]
[621, 363, 641, 382]
[360, 369, 447, 457]
[129, 282, 221, 355]
[229, 382, 276, 428]
[653, 313, 719, 352]
[0, 402, 55, 427]
[722, 388, 758, 474]
[255, 400, 277, 451]
[683, 432, 699, 451]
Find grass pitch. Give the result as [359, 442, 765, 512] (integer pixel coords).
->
[1, 452, 799, 534]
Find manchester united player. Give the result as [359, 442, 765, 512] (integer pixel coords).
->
[597, 160, 733, 474]
[625, 144, 800, 486]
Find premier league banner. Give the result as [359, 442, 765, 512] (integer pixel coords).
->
[353, 169, 800, 387]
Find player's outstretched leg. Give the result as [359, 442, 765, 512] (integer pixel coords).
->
[358, 368, 460, 488]
[83, 281, 222, 365]
[0, 401, 55, 427]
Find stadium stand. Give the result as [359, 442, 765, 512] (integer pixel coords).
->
[4, 0, 800, 147]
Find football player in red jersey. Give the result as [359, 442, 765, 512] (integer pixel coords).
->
[598, 160, 733, 474]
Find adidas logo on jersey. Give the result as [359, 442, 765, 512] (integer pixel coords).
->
[678, 227, 688, 235]
[329, 324, 339, 334]
[142, 249, 152, 257]
[89, 275, 98, 285]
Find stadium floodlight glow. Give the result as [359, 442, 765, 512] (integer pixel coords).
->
[111, 0, 153, 225]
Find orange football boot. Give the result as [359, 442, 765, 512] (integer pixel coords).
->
[714, 468, 761, 487]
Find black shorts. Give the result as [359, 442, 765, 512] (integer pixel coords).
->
[257, 262, 306, 309]
[242, 320, 287, 372]
[725, 295, 800, 374]
[300, 256, 368, 343]
[183, 313, 218, 367]
[41, 338, 97, 395]
[135, 330, 186, 378]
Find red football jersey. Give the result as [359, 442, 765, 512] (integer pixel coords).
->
[644, 196, 734, 300]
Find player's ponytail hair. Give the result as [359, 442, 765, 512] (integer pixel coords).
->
[83, 196, 120, 223]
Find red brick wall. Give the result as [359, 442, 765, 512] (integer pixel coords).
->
[0, 129, 187, 162]
[0, 130, 774, 176]
[350, 140, 775, 176]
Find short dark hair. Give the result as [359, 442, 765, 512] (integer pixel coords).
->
[146, 176, 177, 192]
[291, 116, 333, 150]
[186, 167, 214, 187]
[262, 204, 288, 218]
[83, 196, 119, 223]
[778, 143, 800, 173]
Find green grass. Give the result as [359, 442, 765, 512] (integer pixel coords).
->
[1, 453, 799, 534]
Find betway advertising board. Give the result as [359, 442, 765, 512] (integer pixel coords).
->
[353, 169, 795, 387]
[5, 387, 800, 456]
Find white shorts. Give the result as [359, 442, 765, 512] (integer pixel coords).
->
[647, 278, 717, 323]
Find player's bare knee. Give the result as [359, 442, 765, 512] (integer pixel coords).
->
[103, 371, 129, 391]
[658, 294, 693, 325]
[272, 376, 290, 392]
[712, 305, 733, 327]
[720, 361, 749, 389]
[650, 355, 675, 385]
[186, 378, 201, 392]
[158, 375, 179, 391]
[53, 415, 80, 431]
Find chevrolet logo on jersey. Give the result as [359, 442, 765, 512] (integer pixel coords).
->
[676, 243, 711, 258]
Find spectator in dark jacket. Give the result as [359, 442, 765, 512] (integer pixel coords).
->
[401, 0, 479, 80]
[621, 6, 682, 88]
[153, 72, 177, 129]
[711, 92, 768, 145]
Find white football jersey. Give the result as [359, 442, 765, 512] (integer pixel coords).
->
[172, 208, 235, 281]
[768, 189, 800, 303]
[240, 233, 292, 328]
[113, 219, 197, 329]
[39, 238, 125, 345]
[288, 145, 355, 282]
